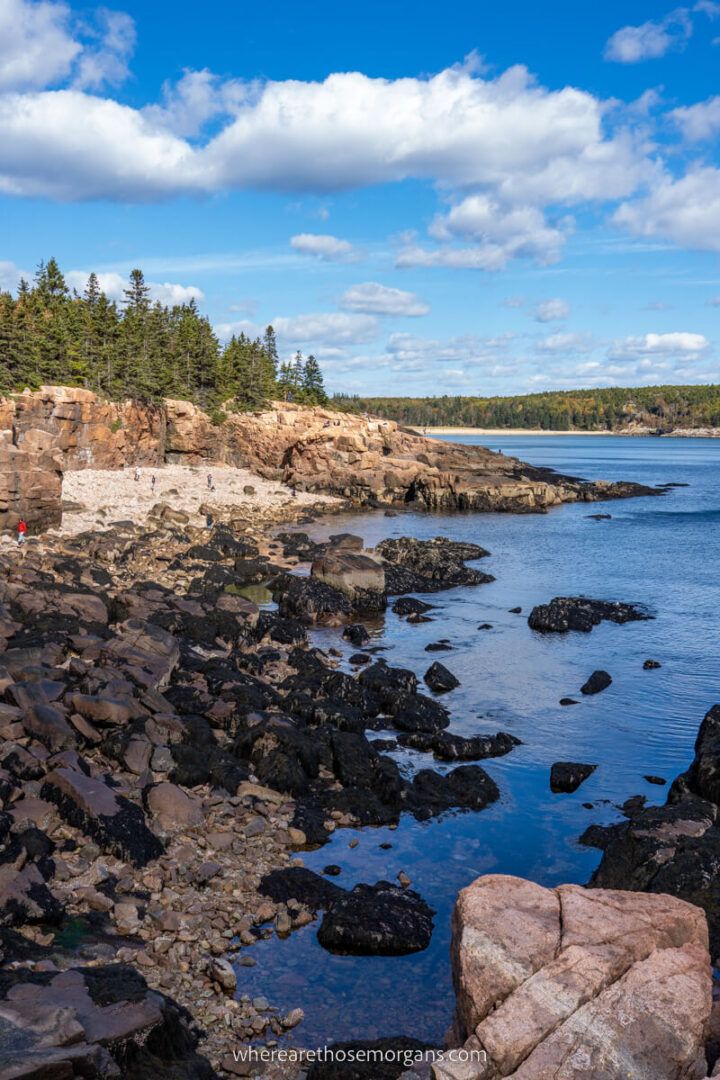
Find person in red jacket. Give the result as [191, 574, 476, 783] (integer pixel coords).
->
[17, 520, 27, 546]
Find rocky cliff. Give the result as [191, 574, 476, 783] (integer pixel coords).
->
[1, 388, 657, 530]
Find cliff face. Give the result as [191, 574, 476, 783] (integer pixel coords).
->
[1, 388, 656, 530]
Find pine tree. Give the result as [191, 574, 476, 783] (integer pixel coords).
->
[302, 354, 327, 405]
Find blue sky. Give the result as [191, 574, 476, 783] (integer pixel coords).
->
[1, 0, 720, 396]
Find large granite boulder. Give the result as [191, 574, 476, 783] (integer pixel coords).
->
[441, 873, 711, 1080]
[311, 548, 386, 608]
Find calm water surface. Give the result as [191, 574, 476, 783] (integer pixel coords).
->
[238, 436, 720, 1046]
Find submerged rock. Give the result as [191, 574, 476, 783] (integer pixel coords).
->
[259, 866, 345, 911]
[317, 881, 435, 955]
[528, 596, 652, 633]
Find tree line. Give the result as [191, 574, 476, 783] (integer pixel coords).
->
[0, 258, 328, 412]
[334, 386, 720, 432]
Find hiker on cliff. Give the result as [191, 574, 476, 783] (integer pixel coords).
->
[17, 520, 27, 546]
[150, 475, 156, 494]
[134, 467, 140, 482]
[207, 473, 215, 492]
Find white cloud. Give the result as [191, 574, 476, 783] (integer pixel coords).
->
[425, 194, 568, 267]
[272, 312, 379, 347]
[340, 282, 429, 316]
[0, 259, 29, 291]
[609, 331, 710, 360]
[670, 95, 720, 141]
[0, 0, 80, 91]
[290, 233, 355, 261]
[534, 298, 570, 322]
[614, 167, 720, 251]
[604, 9, 692, 63]
[536, 332, 594, 353]
[143, 68, 246, 138]
[65, 270, 203, 305]
[0, 0, 135, 93]
[708, 296, 720, 306]
[385, 330, 515, 369]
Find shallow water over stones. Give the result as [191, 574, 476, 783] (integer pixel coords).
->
[236, 435, 720, 1049]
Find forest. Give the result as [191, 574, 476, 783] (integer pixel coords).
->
[334, 386, 720, 432]
[0, 258, 327, 412]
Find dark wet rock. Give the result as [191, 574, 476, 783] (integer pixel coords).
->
[41, 767, 163, 866]
[425, 641, 453, 652]
[644, 659, 662, 669]
[377, 537, 493, 595]
[306, 1037, 436, 1080]
[550, 762, 597, 793]
[343, 623, 370, 646]
[259, 866, 345, 911]
[349, 652, 372, 666]
[407, 612, 433, 624]
[423, 662, 460, 693]
[324, 865, 342, 877]
[392, 597, 434, 617]
[272, 572, 354, 623]
[528, 596, 652, 634]
[0, 964, 215, 1080]
[407, 765, 500, 817]
[559, 697, 579, 706]
[431, 731, 520, 762]
[645, 774, 667, 785]
[509, 606, 522, 614]
[276, 531, 325, 561]
[586, 513, 612, 519]
[317, 881, 435, 955]
[477, 622, 493, 630]
[581, 670, 612, 695]
[328, 731, 404, 809]
[233, 713, 321, 797]
[392, 694, 450, 734]
[359, 662, 418, 705]
[254, 610, 307, 645]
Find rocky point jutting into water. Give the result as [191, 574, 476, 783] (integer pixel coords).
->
[0, 386, 658, 531]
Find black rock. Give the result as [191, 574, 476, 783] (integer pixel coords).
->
[528, 596, 652, 634]
[586, 513, 612, 520]
[317, 881, 434, 955]
[424, 662, 460, 693]
[392, 694, 450, 734]
[425, 641, 453, 652]
[343, 624, 370, 646]
[431, 731, 521, 762]
[259, 867, 345, 910]
[407, 613, 433, 624]
[407, 765, 500, 816]
[477, 623, 493, 630]
[580, 670, 612, 695]
[559, 697, 579, 706]
[550, 762, 597, 793]
[643, 659, 662, 670]
[306, 1037, 436, 1080]
[392, 597, 433, 617]
[644, 774, 667, 785]
[509, 607, 522, 614]
[377, 537, 493, 595]
[324, 865, 342, 877]
[349, 653, 372, 666]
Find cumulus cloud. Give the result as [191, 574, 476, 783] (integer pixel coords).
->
[290, 234, 355, 261]
[340, 282, 429, 316]
[143, 68, 246, 138]
[385, 330, 515, 370]
[0, 0, 135, 93]
[65, 270, 203, 305]
[608, 331, 710, 360]
[534, 298, 570, 322]
[272, 312, 379, 347]
[424, 194, 568, 267]
[614, 167, 720, 251]
[670, 95, 720, 141]
[604, 9, 693, 63]
[536, 332, 594, 353]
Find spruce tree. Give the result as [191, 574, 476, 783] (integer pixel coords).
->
[302, 354, 328, 405]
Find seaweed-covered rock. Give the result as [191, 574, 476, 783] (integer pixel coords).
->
[318, 881, 435, 955]
[528, 596, 652, 634]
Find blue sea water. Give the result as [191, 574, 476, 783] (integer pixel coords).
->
[238, 435, 720, 1047]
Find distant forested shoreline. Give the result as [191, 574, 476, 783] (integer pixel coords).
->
[333, 386, 720, 432]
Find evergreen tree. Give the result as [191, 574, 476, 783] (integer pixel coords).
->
[302, 354, 327, 405]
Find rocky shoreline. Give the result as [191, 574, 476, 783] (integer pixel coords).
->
[3, 392, 719, 1079]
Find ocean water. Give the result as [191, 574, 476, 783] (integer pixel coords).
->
[237, 435, 720, 1047]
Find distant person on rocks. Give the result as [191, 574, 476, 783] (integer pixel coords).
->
[134, 467, 140, 482]
[17, 520, 27, 546]
[291, 486, 297, 498]
[206, 513, 214, 529]
[207, 473, 215, 492]
[150, 475, 156, 494]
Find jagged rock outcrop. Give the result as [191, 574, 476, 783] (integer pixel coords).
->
[440, 873, 712, 1080]
[165, 399, 658, 512]
[1, 389, 658, 531]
